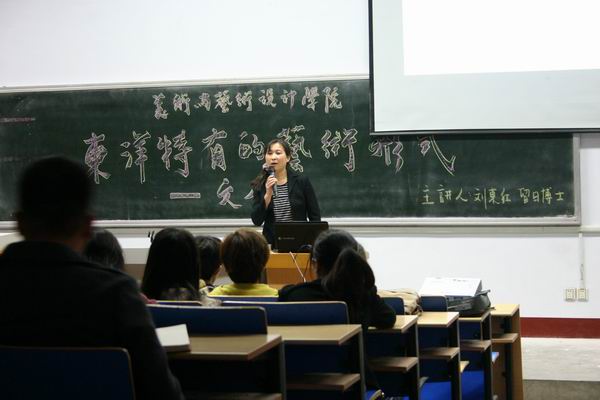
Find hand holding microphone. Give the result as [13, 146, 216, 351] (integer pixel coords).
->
[263, 163, 278, 198]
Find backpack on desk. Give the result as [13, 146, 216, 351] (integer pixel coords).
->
[446, 290, 491, 317]
[378, 289, 422, 315]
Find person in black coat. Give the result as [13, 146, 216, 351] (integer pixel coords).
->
[279, 229, 395, 389]
[279, 229, 395, 329]
[0, 157, 183, 400]
[250, 138, 321, 244]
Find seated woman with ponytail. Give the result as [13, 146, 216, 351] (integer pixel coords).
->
[141, 228, 219, 306]
[278, 229, 395, 329]
[279, 229, 395, 390]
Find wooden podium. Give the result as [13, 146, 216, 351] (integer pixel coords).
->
[265, 252, 316, 288]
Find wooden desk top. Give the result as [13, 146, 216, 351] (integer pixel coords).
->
[491, 304, 519, 317]
[418, 311, 459, 328]
[369, 315, 418, 334]
[169, 333, 282, 361]
[268, 324, 362, 345]
[459, 309, 491, 323]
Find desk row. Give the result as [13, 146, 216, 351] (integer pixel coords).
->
[151, 302, 523, 400]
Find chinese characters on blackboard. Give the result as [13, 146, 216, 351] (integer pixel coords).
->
[152, 85, 342, 117]
[420, 185, 565, 208]
[82, 85, 567, 210]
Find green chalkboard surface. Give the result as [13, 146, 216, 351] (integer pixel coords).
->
[0, 79, 576, 222]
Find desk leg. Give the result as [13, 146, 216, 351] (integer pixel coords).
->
[504, 343, 513, 400]
[407, 364, 420, 400]
[483, 347, 493, 400]
[274, 344, 287, 399]
[354, 331, 366, 400]
[504, 318, 514, 400]
[450, 356, 462, 400]
[450, 321, 461, 400]
[409, 325, 420, 400]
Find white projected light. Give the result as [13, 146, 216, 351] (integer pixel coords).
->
[370, 0, 600, 133]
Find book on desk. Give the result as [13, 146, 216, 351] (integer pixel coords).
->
[156, 324, 190, 352]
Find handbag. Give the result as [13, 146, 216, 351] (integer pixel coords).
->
[378, 288, 423, 315]
[447, 290, 491, 317]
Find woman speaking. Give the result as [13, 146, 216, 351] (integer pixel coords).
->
[251, 138, 321, 245]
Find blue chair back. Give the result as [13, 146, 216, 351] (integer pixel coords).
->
[209, 295, 279, 302]
[421, 295, 448, 311]
[381, 296, 405, 314]
[222, 301, 349, 325]
[148, 304, 268, 334]
[156, 300, 203, 306]
[0, 346, 134, 400]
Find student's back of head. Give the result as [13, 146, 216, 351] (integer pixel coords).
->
[220, 228, 269, 283]
[312, 229, 376, 320]
[141, 227, 199, 300]
[84, 228, 125, 271]
[311, 229, 365, 277]
[16, 156, 93, 248]
[4, 158, 185, 399]
[194, 235, 222, 284]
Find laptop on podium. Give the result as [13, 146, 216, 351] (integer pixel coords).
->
[273, 221, 329, 253]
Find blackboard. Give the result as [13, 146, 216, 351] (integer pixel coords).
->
[0, 79, 577, 224]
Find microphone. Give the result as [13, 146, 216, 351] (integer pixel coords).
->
[263, 163, 277, 198]
[289, 252, 307, 283]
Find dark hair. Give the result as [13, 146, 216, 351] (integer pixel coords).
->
[220, 228, 269, 283]
[194, 235, 222, 282]
[264, 138, 292, 158]
[17, 156, 93, 239]
[141, 228, 200, 300]
[250, 138, 293, 190]
[313, 229, 376, 322]
[84, 228, 125, 271]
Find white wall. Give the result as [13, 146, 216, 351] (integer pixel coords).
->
[361, 232, 596, 318]
[1, 0, 599, 319]
[362, 133, 600, 318]
[0, 0, 368, 87]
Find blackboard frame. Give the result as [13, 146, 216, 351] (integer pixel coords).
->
[0, 76, 581, 228]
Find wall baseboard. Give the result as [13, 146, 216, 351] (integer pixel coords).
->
[521, 317, 600, 338]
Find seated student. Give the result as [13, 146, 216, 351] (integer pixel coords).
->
[209, 228, 278, 296]
[84, 228, 125, 271]
[0, 157, 183, 400]
[141, 228, 219, 306]
[194, 235, 222, 294]
[84, 228, 157, 304]
[279, 229, 396, 329]
[279, 229, 395, 390]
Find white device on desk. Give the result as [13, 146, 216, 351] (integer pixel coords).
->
[420, 277, 491, 315]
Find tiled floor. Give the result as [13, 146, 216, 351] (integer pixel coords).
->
[522, 337, 600, 381]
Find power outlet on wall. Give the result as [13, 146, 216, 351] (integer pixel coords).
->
[565, 288, 577, 301]
[577, 288, 589, 301]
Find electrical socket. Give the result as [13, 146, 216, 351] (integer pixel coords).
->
[577, 288, 589, 301]
[565, 288, 577, 301]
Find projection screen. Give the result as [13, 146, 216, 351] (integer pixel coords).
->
[370, 0, 600, 134]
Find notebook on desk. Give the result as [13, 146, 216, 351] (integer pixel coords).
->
[155, 324, 190, 352]
[273, 221, 329, 253]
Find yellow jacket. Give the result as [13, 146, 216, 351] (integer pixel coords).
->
[209, 283, 278, 297]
